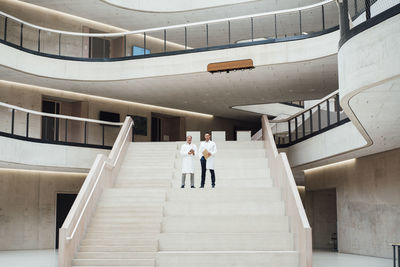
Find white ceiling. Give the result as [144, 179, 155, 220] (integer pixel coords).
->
[0, 54, 338, 122]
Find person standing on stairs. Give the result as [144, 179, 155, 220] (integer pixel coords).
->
[198, 132, 217, 188]
[180, 135, 198, 188]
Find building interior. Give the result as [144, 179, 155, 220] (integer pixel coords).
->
[0, 0, 399, 266]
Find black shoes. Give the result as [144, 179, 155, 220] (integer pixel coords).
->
[212, 185, 215, 188]
[200, 185, 204, 188]
[181, 185, 185, 188]
[191, 186, 195, 188]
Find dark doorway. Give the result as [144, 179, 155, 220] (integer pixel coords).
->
[42, 100, 60, 142]
[89, 37, 110, 58]
[151, 113, 184, 142]
[55, 193, 77, 249]
[151, 117, 162, 141]
[307, 188, 338, 251]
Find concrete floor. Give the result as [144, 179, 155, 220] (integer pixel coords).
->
[0, 249, 392, 267]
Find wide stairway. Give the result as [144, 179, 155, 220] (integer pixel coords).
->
[72, 141, 299, 267]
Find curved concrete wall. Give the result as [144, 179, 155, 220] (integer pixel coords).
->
[286, 13, 400, 170]
[0, 136, 108, 172]
[338, 13, 400, 153]
[0, 30, 339, 81]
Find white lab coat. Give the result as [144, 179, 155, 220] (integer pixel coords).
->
[180, 142, 197, 173]
[198, 140, 217, 170]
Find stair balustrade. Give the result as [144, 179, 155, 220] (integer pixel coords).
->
[58, 116, 133, 267]
[262, 114, 312, 267]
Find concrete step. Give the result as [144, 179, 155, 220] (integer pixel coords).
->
[87, 224, 161, 233]
[164, 201, 285, 216]
[84, 232, 159, 239]
[90, 216, 163, 224]
[156, 251, 299, 267]
[81, 238, 157, 246]
[173, 168, 270, 178]
[161, 215, 289, 233]
[158, 233, 293, 251]
[75, 252, 156, 259]
[175, 158, 268, 168]
[72, 258, 154, 266]
[95, 206, 164, 214]
[166, 188, 281, 202]
[171, 177, 272, 188]
[79, 245, 157, 252]
[115, 179, 172, 188]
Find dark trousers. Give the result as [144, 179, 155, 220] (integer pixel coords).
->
[200, 156, 215, 186]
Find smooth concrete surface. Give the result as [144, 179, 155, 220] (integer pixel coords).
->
[305, 148, 400, 258]
[337, 13, 400, 164]
[0, 169, 86, 250]
[287, 121, 367, 167]
[0, 135, 107, 172]
[0, 249, 392, 267]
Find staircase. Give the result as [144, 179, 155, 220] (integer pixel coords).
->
[71, 141, 299, 267]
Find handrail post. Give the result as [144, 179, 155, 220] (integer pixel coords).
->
[65, 119, 68, 142]
[394, 245, 396, 267]
[206, 24, 209, 47]
[184, 27, 187, 50]
[164, 29, 166, 52]
[26, 113, 29, 137]
[251, 17, 254, 42]
[59, 33, 61, 56]
[302, 113, 305, 138]
[38, 29, 41, 52]
[318, 105, 321, 130]
[228, 20, 231, 44]
[143, 32, 146, 55]
[4, 17, 7, 41]
[309, 109, 313, 134]
[288, 120, 292, 143]
[295, 117, 298, 141]
[299, 10, 302, 35]
[11, 109, 15, 135]
[336, 93, 340, 124]
[20, 23, 23, 47]
[322, 4, 325, 31]
[84, 121, 87, 144]
[102, 124, 105, 146]
[327, 99, 330, 126]
[274, 14, 277, 38]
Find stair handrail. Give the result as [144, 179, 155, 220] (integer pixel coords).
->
[271, 89, 339, 123]
[0, 0, 334, 38]
[58, 116, 133, 267]
[261, 114, 312, 267]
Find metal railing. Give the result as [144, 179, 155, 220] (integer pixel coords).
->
[0, 0, 339, 60]
[338, 0, 400, 46]
[0, 101, 124, 149]
[394, 244, 400, 267]
[270, 91, 350, 148]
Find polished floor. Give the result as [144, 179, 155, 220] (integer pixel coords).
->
[0, 249, 392, 267]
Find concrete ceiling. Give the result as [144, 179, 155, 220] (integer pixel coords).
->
[18, 0, 326, 30]
[0, 54, 338, 122]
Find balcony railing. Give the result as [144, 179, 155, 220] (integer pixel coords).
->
[270, 91, 350, 148]
[0, 101, 124, 149]
[338, 0, 400, 46]
[0, 0, 339, 61]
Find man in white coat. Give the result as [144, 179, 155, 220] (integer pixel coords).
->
[198, 132, 217, 188]
[180, 135, 197, 188]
